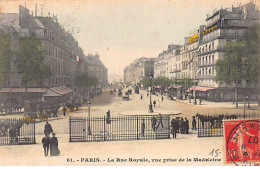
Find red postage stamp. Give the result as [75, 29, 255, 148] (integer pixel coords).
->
[224, 119, 260, 165]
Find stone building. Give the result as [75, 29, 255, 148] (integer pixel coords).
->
[0, 5, 108, 106]
[124, 57, 154, 86]
[198, 2, 259, 88]
[154, 44, 181, 79]
[85, 53, 108, 88]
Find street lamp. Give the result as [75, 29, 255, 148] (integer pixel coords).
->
[148, 72, 153, 113]
[87, 100, 92, 135]
[244, 96, 248, 119]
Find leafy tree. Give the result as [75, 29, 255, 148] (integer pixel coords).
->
[215, 26, 260, 107]
[17, 35, 51, 87]
[0, 34, 12, 87]
[75, 75, 99, 88]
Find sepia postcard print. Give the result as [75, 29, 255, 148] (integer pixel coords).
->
[0, 0, 259, 166]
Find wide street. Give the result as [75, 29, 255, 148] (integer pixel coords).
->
[0, 88, 259, 166]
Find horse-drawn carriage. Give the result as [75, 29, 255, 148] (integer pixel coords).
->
[24, 100, 60, 121]
[65, 102, 82, 112]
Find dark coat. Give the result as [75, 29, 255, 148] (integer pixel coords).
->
[44, 123, 53, 135]
[50, 137, 60, 156]
[42, 137, 50, 148]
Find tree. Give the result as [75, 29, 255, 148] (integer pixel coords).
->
[0, 33, 12, 87]
[75, 75, 99, 88]
[215, 26, 260, 107]
[17, 35, 51, 87]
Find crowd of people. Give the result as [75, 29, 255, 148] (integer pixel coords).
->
[170, 117, 190, 138]
[42, 121, 60, 157]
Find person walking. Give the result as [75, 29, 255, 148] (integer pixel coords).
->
[62, 106, 66, 116]
[106, 110, 111, 124]
[153, 100, 156, 107]
[44, 121, 53, 135]
[171, 119, 177, 139]
[151, 116, 157, 132]
[185, 117, 189, 134]
[50, 132, 60, 156]
[156, 113, 164, 129]
[141, 119, 145, 137]
[192, 116, 197, 130]
[161, 95, 164, 102]
[42, 134, 50, 157]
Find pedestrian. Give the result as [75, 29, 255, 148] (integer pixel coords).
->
[151, 116, 157, 132]
[42, 134, 50, 157]
[44, 121, 53, 135]
[141, 119, 145, 137]
[161, 95, 164, 102]
[50, 132, 60, 156]
[171, 119, 177, 139]
[180, 117, 184, 134]
[176, 117, 180, 133]
[106, 110, 111, 124]
[185, 117, 189, 134]
[62, 106, 66, 116]
[199, 97, 202, 105]
[156, 113, 164, 129]
[140, 94, 143, 99]
[153, 100, 156, 107]
[192, 116, 197, 130]
[158, 100, 160, 108]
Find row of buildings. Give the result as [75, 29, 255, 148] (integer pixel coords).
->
[124, 1, 259, 101]
[0, 5, 108, 106]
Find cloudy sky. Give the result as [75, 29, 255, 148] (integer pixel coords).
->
[1, 0, 257, 81]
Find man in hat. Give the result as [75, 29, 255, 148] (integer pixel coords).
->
[44, 121, 53, 135]
[50, 132, 60, 156]
[42, 134, 50, 157]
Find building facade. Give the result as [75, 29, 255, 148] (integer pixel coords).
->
[154, 44, 181, 80]
[124, 57, 154, 85]
[198, 2, 260, 87]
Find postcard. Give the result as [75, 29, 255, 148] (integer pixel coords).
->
[0, 0, 259, 166]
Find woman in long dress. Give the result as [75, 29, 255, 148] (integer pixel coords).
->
[50, 132, 60, 156]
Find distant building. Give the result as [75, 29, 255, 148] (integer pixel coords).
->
[85, 53, 108, 88]
[124, 57, 154, 86]
[154, 44, 181, 80]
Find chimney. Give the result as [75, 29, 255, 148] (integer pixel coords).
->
[35, 3, 37, 16]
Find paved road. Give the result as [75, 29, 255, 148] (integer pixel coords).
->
[0, 89, 258, 166]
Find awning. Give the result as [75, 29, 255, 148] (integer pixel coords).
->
[185, 86, 216, 92]
[0, 88, 46, 93]
[168, 85, 182, 90]
[43, 89, 62, 97]
[50, 86, 73, 95]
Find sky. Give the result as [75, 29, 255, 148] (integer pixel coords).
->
[0, 0, 258, 82]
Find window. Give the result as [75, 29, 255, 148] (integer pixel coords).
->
[212, 42, 214, 50]
[209, 55, 211, 64]
[212, 55, 214, 64]
[202, 57, 204, 65]
[209, 68, 211, 76]
[206, 56, 207, 65]
[206, 68, 208, 77]
[212, 67, 214, 76]
[206, 44, 207, 52]
[209, 44, 211, 51]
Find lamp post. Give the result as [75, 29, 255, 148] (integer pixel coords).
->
[243, 96, 248, 119]
[87, 100, 92, 135]
[148, 72, 153, 113]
